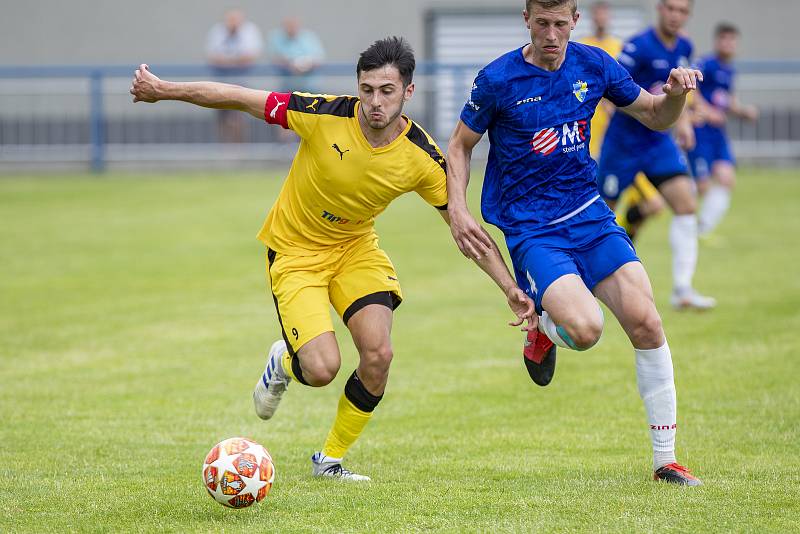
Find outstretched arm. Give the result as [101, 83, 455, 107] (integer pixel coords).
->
[444, 121, 535, 330]
[130, 64, 268, 120]
[438, 209, 535, 331]
[619, 66, 704, 132]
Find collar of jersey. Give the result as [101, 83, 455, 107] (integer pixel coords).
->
[352, 101, 413, 153]
[649, 26, 681, 54]
[517, 43, 572, 76]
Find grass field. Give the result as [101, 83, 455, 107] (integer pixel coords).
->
[1, 168, 799, 532]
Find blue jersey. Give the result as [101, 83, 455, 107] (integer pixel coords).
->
[606, 27, 693, 144]
[460, 42, 641, 234]
[696, 54, 735, 123]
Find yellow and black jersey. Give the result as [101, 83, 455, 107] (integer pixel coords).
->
[258, 91, 448, 254]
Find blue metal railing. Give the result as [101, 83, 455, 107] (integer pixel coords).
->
[1, 60, 799, 171]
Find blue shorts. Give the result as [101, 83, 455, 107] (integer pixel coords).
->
[687, 125, 735, 180]
[506, 199, 640, 314]
[597, 133, 690, 201]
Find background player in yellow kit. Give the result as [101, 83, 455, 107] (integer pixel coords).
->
[581, 1, 664, 240]
[130, 37, 535, 481]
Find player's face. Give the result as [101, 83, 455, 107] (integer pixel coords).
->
[715, 32, 739, 60]
[357, 66, 414, 130]
[657, 0, 691, 38]
[592, 5, 610, 32]
[524, 5, 579, 64]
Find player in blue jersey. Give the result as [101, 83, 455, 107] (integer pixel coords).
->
[597, 0, 716, 311]
[689, 23, 758, 236]
[447, 0, 702, 485]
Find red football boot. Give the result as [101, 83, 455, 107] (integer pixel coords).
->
[523, 328, 557, 386]
[653, 463, 703, 486]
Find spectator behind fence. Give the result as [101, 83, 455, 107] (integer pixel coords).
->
[206, 9, 264, 142]
[268, 17, 325, 93]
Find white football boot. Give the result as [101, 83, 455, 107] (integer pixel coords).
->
[253, 340, 291, 420]
[670, 288, 717, 311]
[311, 452, 371, 482]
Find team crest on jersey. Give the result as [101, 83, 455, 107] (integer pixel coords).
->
[572, 80, 588, 102]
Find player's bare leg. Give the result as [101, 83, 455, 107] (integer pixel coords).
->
[593, 261, 702, 485]
[657, 175, 716, 310]
[253, 332, 341, 420]
[540, 274, 605, 351]
[699, 161, 736, 236]
[313, 303, 394, 482]
[522, 274, 604, 386]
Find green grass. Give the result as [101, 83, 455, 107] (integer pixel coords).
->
[1, 168, 798, 532]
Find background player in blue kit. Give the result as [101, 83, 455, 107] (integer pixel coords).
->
[447, 0, 702, 485]
[597, 0, 716, 311]
[689, 23, 759, 237]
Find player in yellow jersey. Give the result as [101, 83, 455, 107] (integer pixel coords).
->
[580, 1, 622, 158]
[130, 37, 535, 481]
[581, 1, 664, 240]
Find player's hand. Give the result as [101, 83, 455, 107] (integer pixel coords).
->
[130, 64, 162, 103]
[675, 119, 696, 151]
[742, 104, 759, 122]
[447, 206, 492, 260]
[506, 287, 537, 332]
[662, 67, 703, 97]
[702, 106, 727, 127]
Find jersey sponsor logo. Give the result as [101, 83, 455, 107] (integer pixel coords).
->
[531, 127, 560, 155]
[268, 96, 285, 119]
[652, 59, 670, 70]
[306, 98, 319, 112]
[572, 80, 589, 102]
[530, 120, 588, 156]
[320, 209, 364, 225]
[331, 144, 350, 160]
[516, 96, 542, 106]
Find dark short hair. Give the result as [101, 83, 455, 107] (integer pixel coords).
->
[357, 36, 415, 87]
[715, 22, 740, 37]
[526, 0, 578, 15]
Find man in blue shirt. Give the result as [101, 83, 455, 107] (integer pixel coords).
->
[597, 0, 715, 311]
[689, 23, 758, 236]
[447, 0, 702, 485]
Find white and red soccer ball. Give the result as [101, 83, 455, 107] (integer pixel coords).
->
[202, 437, 275, 508]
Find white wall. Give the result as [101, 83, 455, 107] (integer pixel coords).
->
[0, 1, 796, 65]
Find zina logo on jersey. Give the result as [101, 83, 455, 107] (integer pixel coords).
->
[530, 121, 588, 156]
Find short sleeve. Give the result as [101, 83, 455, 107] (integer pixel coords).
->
[602, 51, 642, 108]
[459, 69, 498, 135]
[415, 157, 448, 209]
[616, 40, 643, 78]
[273, 93, 355, 139]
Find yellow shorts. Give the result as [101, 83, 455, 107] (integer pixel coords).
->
[628, 173, 659, 202]
[265, 233, 402, 354]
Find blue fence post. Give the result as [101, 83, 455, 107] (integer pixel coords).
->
[89, 69, 105, 173]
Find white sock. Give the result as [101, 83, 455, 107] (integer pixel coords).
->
[635, 343, 678, 470]
[699, 184, 731, 235]
[539, 308, 603, 351]
[669, 214, 698, 293]
[539, 310, 572, 349]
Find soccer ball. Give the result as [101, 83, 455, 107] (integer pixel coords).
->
[202, 437, 275, 508]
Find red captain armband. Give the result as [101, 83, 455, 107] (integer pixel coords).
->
[264, 92, 291, 129]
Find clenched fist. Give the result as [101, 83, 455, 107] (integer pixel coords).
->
[130, 64, 162, 103]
